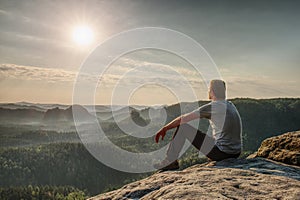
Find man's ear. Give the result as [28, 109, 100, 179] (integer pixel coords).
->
[208, 89, 214, 100]
[210, 90, 216, 100]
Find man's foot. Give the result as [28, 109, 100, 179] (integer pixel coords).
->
[153, 159, 179, 171]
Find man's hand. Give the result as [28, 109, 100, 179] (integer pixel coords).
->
[155, 127, 167, 143]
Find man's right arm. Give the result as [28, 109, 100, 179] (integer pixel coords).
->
[165, 112, 199, 130]
[154, 112, 200, 143]
[155, 103, 212, 143]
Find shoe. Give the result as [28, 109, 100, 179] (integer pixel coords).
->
[153, 159, 179, 171]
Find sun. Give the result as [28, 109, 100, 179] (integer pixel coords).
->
[72, 25, 94, 45]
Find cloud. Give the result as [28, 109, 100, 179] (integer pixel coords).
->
[0, 64, 77, 83]
[226, 76, 300, 98]
[0, 61, 299, 105]
[0, 63, 124, 86]
[92, 58, 206, 93]
[96, 57, 300, 99]
[111, 57, 202, 80]
[0, 9, 11, 16]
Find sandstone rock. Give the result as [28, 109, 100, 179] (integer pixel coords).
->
[90, 131, 300, 199]
[256, 130, 300, 166]
[89, 157, 300, 200]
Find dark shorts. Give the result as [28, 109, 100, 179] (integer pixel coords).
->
[206, 145, 240, 161]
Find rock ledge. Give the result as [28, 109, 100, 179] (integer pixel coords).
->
[90, 131, 300, 200]
[90, 157, 300, 200]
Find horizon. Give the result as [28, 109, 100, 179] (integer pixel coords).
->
[1, 96, 300, 107]
[0, 0, 299, 105]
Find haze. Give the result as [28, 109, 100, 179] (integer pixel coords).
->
[0, 0, 299, 105]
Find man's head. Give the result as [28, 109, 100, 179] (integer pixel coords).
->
[208, 79, 226, 100]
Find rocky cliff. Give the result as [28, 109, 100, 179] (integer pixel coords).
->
[90, 131, 300, 200]
[256, 130, 300, 165]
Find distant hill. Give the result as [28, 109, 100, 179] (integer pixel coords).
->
[98, 106, 136, 122]
[0, 98, 299, 150]
[117, 108, 149, 127]
[232, 98, 300, 150]
[0, 104, 94, 124]
[43, 105, 94, 123]
[0, 103, 46, 111]
[0, 107, 44, 122]
[0, 102, 69, 111]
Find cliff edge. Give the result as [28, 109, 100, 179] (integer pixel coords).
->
[90, 131, 300, 200]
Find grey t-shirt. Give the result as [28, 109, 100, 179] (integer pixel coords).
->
[192, 100, 242, 154]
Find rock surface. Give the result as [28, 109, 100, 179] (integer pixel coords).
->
[89, 157, 300, 200]
[256, 130, 300, 166]
[90, 131, 300, 199]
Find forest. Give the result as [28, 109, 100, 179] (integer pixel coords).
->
[0, 98, 299, 199]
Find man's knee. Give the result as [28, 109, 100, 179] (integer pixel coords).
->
[178, 123, 195, 132]
[175, 123, 200, 141]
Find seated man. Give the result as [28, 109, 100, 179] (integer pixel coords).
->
[154, 79, 242, 171]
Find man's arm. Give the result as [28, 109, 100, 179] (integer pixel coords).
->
[155, 103, 212, 143]
[165, 112, 200, 130]
[155, 112, 199, 143]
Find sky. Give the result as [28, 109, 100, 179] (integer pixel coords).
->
[0, 0, 299, 105]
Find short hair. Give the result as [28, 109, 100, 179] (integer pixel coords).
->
[210, 79, 226, 99]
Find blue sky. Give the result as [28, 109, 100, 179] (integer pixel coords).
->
[0, 0, 299, 105]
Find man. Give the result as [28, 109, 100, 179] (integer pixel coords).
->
[154, 79, 242, 171]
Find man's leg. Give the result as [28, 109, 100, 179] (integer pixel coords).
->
[154, 124, 240, 170]
[206, 146, 241, 161]
[166, 123, 215, 162]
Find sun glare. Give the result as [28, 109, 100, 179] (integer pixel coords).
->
[72, 26, 94, 45]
